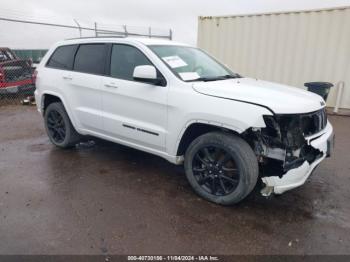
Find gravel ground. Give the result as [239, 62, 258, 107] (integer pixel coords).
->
[0, 105, 349, 255]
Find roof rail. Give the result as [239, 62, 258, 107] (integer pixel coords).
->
[66, 36, 127, 40]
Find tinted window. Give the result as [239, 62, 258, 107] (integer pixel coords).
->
[73, 44, 106, 75]
[110, 44, 152, 81]
[47, 45, 78, 70]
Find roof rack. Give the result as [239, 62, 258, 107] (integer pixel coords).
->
[93, 24, 172, 40]
[0, 16, 173, 40]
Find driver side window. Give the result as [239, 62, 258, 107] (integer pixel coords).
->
[110, 44, 152, 81]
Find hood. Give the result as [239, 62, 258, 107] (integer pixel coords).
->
[192, 77, 325, 114]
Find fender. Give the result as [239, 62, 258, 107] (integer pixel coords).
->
[172, 118, 261, 158]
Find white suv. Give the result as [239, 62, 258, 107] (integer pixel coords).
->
[35, 37, 334, 205]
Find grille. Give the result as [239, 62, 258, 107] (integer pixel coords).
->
[301, 108, 327, 136]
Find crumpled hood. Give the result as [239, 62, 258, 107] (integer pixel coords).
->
[192, 77, 325, 114]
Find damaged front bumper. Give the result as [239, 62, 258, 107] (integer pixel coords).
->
[261, 122, 334, 195]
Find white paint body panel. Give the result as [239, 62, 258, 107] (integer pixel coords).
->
[198, 6, 350, 109]
[100, 75, 168, 151]
[193, 77, 324, 114]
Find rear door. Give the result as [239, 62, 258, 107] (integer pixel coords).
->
[67, 44, 107, 132]
[42, 44, 79, 117]
[100, 44, 168, 151]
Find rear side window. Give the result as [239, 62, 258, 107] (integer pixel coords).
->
[47, 45, 78, 70]
[110, 44, 152, 81]
[73, 44, 106, 75]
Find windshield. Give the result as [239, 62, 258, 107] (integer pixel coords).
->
[148, 45, 240, 82]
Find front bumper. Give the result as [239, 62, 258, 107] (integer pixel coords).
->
[261, 121, 334, 195]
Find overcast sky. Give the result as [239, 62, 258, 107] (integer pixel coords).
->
[1, 0, 350, 48]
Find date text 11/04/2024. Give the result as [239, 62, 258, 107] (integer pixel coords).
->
[127, 255, 220, 261]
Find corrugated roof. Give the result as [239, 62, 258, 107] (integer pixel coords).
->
[199, 5, 350, 20]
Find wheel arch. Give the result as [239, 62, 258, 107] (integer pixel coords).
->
[42, 93, 62, 114]
[40, 91, 79, 131]
[176, 121, 244, 157]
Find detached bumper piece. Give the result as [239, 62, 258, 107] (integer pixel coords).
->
[327, 132, 335, 157]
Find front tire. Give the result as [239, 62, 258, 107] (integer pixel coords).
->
[44, 102, 80, 148]
[184, 132, 259, 205]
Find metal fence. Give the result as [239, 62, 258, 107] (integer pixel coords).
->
[12, 49, 48, 63]
[0, 15, 172, 106]
[0, 47, 36, 105]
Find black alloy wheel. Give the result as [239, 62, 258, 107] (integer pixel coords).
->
[192, 145, 240, 196]
[44, 102, 80, 148]
[46, 109, 66, 143]
[184, 132, 259, 205]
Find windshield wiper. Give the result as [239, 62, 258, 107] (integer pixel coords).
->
[187, 74, 239, 82]
[221, 74, 239, 79]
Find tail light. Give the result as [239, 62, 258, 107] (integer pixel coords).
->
[0, 68, 4, 82]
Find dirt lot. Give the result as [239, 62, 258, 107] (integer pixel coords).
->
[0, 105, 349, 255]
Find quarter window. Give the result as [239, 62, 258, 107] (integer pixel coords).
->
[47, 45, 78, 70]
[73, 44, 106, 75]
[110, 44, 152, 81]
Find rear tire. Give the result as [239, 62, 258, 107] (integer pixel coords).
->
[44, 102, 80, 148]
[184, 132, 259, 205]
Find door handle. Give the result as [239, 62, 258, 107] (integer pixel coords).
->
[104, 83, 118, 88]
[62, 76, 73, 80]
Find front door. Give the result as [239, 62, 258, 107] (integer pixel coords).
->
[101, 44, 168, 151]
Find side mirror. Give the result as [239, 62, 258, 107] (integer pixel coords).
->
[133, 65, 165, 86]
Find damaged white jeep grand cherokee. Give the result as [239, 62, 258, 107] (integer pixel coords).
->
[35, 37, 334, 205]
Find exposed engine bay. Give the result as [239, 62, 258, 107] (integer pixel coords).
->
[243, 108, 330, 194]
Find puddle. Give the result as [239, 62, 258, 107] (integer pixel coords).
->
[28, 143, 52, 152]
[76, 140, 96, 150]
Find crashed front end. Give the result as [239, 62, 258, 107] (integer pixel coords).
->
[245, 108, 334, 196]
